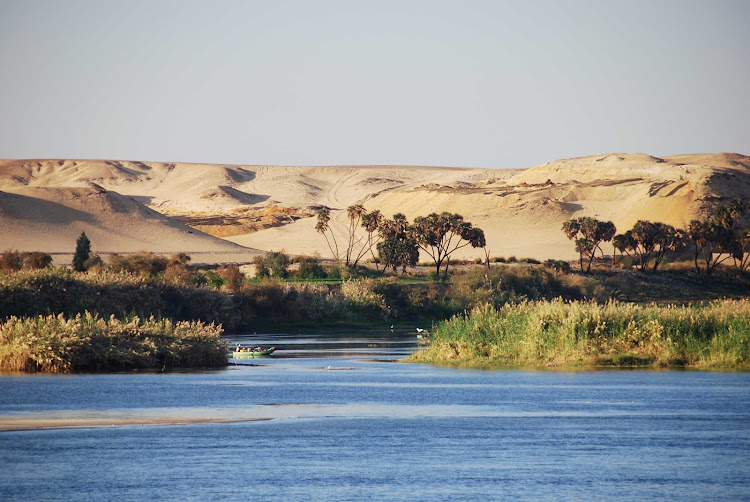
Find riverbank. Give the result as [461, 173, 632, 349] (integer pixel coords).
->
[405, 299, 750, 369]
[0, 313, 226, 373]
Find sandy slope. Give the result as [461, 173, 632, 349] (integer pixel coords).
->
[1, 154, 748, 263]
[0, 185, 259, 261]
[227, 153, 750, 260]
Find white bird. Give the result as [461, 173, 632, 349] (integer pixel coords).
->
[416, 328, 425, 333]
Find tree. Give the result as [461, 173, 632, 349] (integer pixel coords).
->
[341, 205, 384, 268]
[72, 232, 91, 272]
[716, 199, 750, 272]
[315, 208, 340, 262]
[344, 204, 366, 266]
[377, 213, 419, 273]
[561, 217, 616, 272]
[614, 221, 683, 272]
[412, 212, 486, 279]
[253, 251, 291, 278]
[687, 200, 750, 274]
[357, 209, 384, 268]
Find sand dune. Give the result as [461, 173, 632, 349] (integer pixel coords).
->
[0, 185, 260, 261]
[1, 153, 748, 263]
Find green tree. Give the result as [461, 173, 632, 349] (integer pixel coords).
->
[72, 232, 91, 272]
[377, 213, 419, 273]
[412, 212, 486, 279]
[315, 208, 340, 262]
[562, 217, 616, 272]
[344, 204, 366, 266]
[613, 221, 683, 272]
[687, 199, 750, 274]
[716, 199, 750, 272]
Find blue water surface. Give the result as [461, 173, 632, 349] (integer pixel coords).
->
[0, 333, 749, 501]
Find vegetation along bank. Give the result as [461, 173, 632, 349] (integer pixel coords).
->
[406, 299, 750, 369]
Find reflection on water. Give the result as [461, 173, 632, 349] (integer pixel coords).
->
[227, 328, 422, 359]
[0, 329, 749, 501]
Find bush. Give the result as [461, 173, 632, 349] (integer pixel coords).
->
[1, 250, 23, 272]
[327, 266, 342, 280]
[544, 259, 571, 274]
[253, 251, 290, 278]
[219, 265, 244, 292]
[109, 253, 168, 276]
[0, 269, 239, 330]
[192, 270, 224, 288]
[164, 264, 193, 285]
[22, 252, 53, 270]
[297, 256, 327, 279]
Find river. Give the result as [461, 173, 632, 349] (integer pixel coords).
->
[1, 330, 749, 501]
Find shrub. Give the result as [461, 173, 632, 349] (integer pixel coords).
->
[253, 251, 290, 278]
[192, 270, 224, 288]
[109, 252, 168, 276]
[327, 266, 342, 280]
[22, 252, 53, 270]
[544, 259, 571, 274]
[219, 265, 245, 292]
[0, 269, 239, 330]
[297, 256, 327, 279]
[1, 250, 24, 272]
[340, 279, 390, 319]
[164, 264, 193, 285]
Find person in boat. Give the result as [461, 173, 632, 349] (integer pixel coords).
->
[235, 343, 241, 352]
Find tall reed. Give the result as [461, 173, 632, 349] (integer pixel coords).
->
[0, 312, 226, 373]
[407, 299, 750, 369]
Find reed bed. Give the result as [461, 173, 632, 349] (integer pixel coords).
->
[0, 312, 226, 373]
[0, 268, 238, 328]
[407, 299, 750, 369]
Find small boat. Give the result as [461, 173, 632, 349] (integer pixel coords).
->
[232, 347, 276, 358]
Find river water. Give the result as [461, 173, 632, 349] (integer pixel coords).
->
[1, 330, 749, 501]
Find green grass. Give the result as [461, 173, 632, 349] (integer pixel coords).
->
[406, 299, 750, 369]
[0, 312, 226, 373]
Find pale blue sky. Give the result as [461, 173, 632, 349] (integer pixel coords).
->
[0, 0, 748, 168]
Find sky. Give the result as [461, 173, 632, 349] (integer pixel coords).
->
[0, 0, 748, 169]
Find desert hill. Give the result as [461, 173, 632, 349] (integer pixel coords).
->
[0, 185, 260, 263]
[1, 154, 748, 263]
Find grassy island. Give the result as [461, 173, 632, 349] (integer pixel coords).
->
[0, 313, 226, 373]
[406, 299, 750, 369]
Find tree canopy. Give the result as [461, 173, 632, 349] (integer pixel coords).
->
[72, 232, 91, 272]
[412, 212, 485, 278]
[562, 217, 615, 271]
